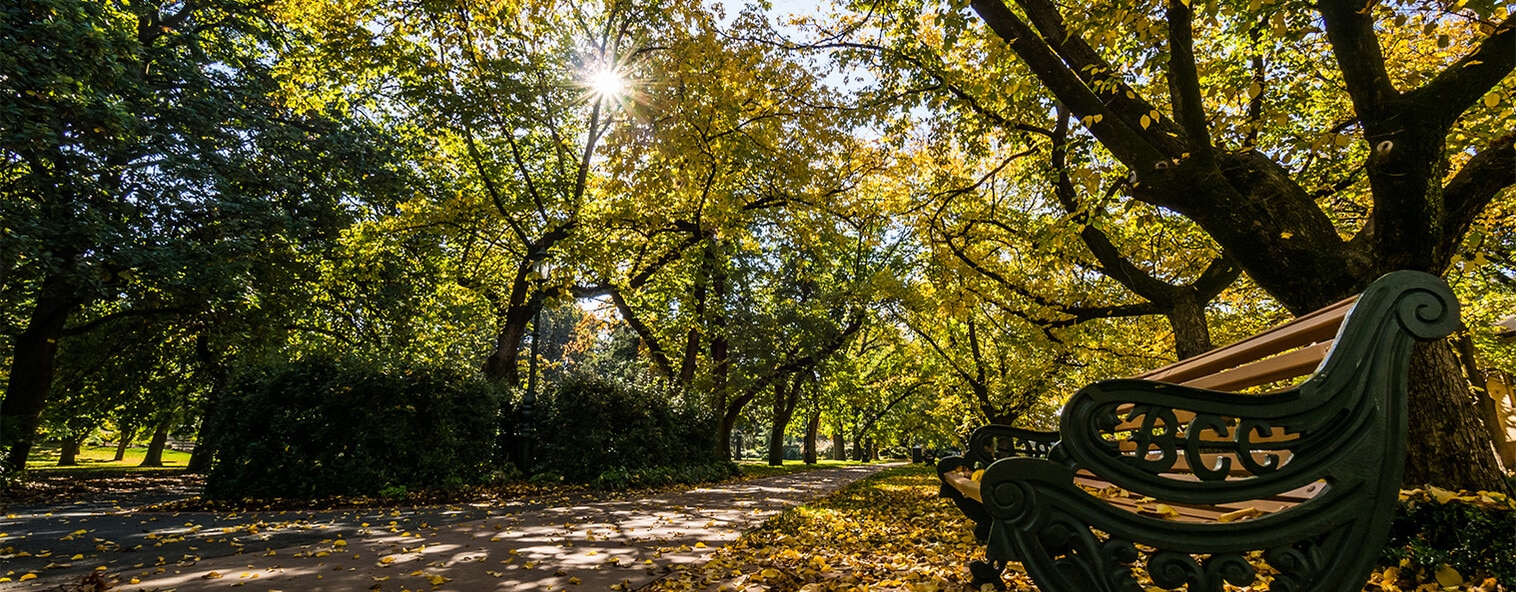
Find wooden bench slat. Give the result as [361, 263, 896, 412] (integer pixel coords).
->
[1176, 340, 1334, 391]
[1137, 297, 1354, 385]
[1069, 476, 1326, 523]
[944, 471, 982, 502]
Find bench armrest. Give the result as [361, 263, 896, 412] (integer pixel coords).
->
[966, 424, 1060, 466]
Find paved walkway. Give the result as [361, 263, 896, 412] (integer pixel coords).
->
[1, 464, 895, 591]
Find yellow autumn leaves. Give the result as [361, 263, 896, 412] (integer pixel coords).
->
[644, 466, 999, 592]
[1400, 486, 1516, 511]
[642, 465, 1514, 592]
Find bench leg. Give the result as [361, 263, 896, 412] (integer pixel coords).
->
[969, 558, 1006, 591]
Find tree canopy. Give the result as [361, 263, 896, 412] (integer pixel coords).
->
[2, 0, 1512, 490]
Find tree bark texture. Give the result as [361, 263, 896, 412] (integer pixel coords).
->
[709, 247, 733, 458]
[831, 430, 846, 461]
[187, 331, 227, 473]
[482, 296, 535, 385]
[113, 424, 133, 462]
[767, 376, 802, 466]
[57, 434, 84, 466]
[715, 389, 752, 461]
[803, 411, 821, 465]
[1404, 342, 1510, 488]
[139, 421, 169, 467]
[1167, 291, 1215, 360]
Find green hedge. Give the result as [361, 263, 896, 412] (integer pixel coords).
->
[204, 357, 508, 499]
[535, 373, 733, 488]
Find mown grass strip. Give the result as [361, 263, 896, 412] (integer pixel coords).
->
[25, 444, 193, 471]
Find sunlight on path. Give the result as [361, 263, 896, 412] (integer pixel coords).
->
[3, 464, 893, 592]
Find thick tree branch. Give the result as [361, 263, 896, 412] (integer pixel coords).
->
[1013, 0, 1186, 155]
[1060, 301, 1168, 325]
[855, 381, 929, 440]
[1049, 109, 1176, 301]
[1165, 0, 1213, 163]
[896, 309, 976, 384]
[1438, 130, 1516, 265]
[1191, 255, 1243, 301]
[606, 285, 678, 378]
[969, 0, 1167, 168]
[461, 128, 532, 246]
[60, 307, 196, 337]
[625, 233, 704, 290]
[1318, 0, 1397, 122]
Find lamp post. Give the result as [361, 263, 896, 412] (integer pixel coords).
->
[514, 260, 551, 473]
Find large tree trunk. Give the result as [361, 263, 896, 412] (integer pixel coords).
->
[852, 436, 868, 462]
[803, 411, 821, 465]
[715, 390, 753, 461]
[709, 246, 732, 458]
[1403, 342, 1510, 489]
[831, 430, 845, 461]
[113, 424, 134, 462]
[678, 260, 707, 387]
[1, 274, 81, 472]
[1167, 291, 1214, 360]
[482, 301, 534, 385]
[187, 331, 226, 473]
[766, 376, 802, 467]
[139, 421, 170, 467]
[57, 433, 85, 466]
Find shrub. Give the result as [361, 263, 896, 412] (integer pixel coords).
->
[1381, 488, 1516, 584]
[204, 357, 509, 499]
[535, 373, 731, 486]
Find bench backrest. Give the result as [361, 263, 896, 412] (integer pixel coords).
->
[1108, 297, 1358, 479]
[1135, 296, 1355, 391]
[972, 296, 1358, 476]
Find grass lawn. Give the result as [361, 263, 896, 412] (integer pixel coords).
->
[24, 444, 193, 472]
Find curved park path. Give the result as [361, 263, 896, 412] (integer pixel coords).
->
[2, 463, 896, 591]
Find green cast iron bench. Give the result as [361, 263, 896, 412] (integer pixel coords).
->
[936, 270, 1459, 592]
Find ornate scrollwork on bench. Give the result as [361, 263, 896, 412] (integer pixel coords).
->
[1099, 405, 1297, 481]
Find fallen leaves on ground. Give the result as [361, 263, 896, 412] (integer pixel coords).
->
[0, 470, 202, 507]
[642, 465, 995, 591]
[642, 466, 1512, 591]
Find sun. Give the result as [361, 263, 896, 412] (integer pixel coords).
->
[588, 67, 626, 101]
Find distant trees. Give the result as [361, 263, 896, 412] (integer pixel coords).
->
[0, 0, 405, 471]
